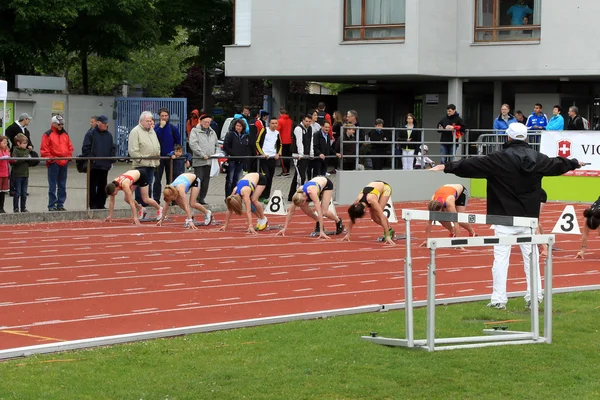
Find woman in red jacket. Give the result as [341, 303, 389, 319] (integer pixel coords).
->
[40, 115, 74, 211]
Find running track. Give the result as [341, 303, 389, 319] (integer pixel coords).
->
[1, 199, 598, 352]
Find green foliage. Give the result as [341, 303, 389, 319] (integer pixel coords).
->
[320, 82, 358, 95]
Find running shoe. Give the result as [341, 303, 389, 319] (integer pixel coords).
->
[486, 302, 506, 310]
[256, 218, 268, 231]
[314, 221, 320, 233]
[155, 207, 163, 221]
[525, 300, 543, 310]
[184, 218, 194, 228]
[204, 210, 213, 225]
[138, 207, 147, 220]
[335, 218, 344, 235]
[388, 227, 395, 238]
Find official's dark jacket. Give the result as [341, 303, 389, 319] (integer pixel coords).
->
[82, 127, 116, 170]
[313, 129, 335, 158]
[437, 113, 466, 143]
[5, 122, 33, 149]
[443, 140, 580, 218]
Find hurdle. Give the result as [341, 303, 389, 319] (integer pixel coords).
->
[362, 209, 554, 351]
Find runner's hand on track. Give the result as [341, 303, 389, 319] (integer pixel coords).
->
[133, 219, 141, 226]
[104, 217, 112, 223]
[247, 227, 258, 235]
[275, 229, 286, 237]
[319, 232, 331, 240]
[575, 250, 585, 259]
[187, 223, 198, 230]
[218, 225, 227, 232]
[342, 233, 351, 242]
[384, 237, 396, 246]
[156, 220, 163, 227]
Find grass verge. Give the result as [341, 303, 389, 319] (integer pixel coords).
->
[1, 292, 599, 400]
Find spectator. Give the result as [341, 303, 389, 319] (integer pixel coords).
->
[514, 110, 527, 124]
[346, 109, 361, 139]
[246, 108, 260, 173]
[334, 124, 358, 171]
[493, 104, 517, 134]
[331, 111, 344, 143]
[223, 119, 251, 200]
[437, 104, 465, 164]
[307, 110, 321, 179]
[153, 108, 181, 202]
[316, 102, 332, 129]
[189, 115, 219, 205]
[566, 106, 585, 130]
[168, 144, 192, 177]
[414, 144, 435, 170]
[431, 122, 583, 310]
[185, 109, 200, 150]
[369, 118, 392, 170]
[526, 103, 548, 131]
[312, 121, 339, 177]
[546, 105, 565, 131]
[128, 111, 161, 212]
[277, 108, 293, 176]
[288, 114, 313, 201]
[233, 105, 251, 135]
[40, 115, 74, 211]
[82, 115, 116, 210]
[87, 116, 97, 133]
[10, 133, 31, 212]
[5, 112, 33, 197]
[0, 135, 9, 213]
[397, 114, 421, 170]
[256, 117, 282, 201]
[507, 0, 532, 26]
[255, 110, 269, 134]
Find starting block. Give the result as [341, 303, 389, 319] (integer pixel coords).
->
[309, 230, 337, 237]
[193, 220, 221, 227]
[263, 224, 283, 231]
[140, 217, 160, 223]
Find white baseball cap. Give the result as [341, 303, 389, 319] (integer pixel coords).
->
[51, 115, 64, 125]
[506, 122, 527, 141]
[420, 144, 429, 151]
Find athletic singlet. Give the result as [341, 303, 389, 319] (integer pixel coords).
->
[302, 181, 322, 199]
[171, 175, 192, 194]
[359, 187, 380, 207]
[433, 186, 458, 208]
[115, 174, 136, 188]
[234, 180, 255, 196]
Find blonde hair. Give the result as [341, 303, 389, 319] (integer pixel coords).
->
[428, 200, 443, 212]
[226, 194, 243, 215]
[163, 185, 180, 202]
[292, 190, 306, 206]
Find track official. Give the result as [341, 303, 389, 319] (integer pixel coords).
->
[431, 122, 583, 310]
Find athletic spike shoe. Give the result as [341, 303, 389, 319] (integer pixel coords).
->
[486, 302, 506, 310]
[204, 210, 213, 225]
[335, 218, 344, 235]
[314, 221, 320, 233]
[138, 207, 147, 220]
[388, 227, 395, 238]
[155, 207, 163, 221]
[256, 218, 268, 231]
[184, 218, 193, 228]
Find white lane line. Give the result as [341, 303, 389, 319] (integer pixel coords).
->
[301, 268, 318, 272]
[360, 280, 378, 284]
[280, 255, 294, 258]
[293, 288, 313, 292]
[201, 279, 221, 283]
[177, 302, 200, 307]
[361, 262, 376, 266]
[163, 283, 185, 287]
[514, 280, 527, 285]
[41, 239, 59, 242]
[331, 265, 348, 269]
[4, 252, 23, 256]
[256, 292, 277, 297]
[250, 257, 266, 261]
[145, 254, 162, 257]
[188, 264, 204, 267]
[132, 308, 158, 313]
[0, 302, 15, 306]
[32, 320, 63, 326]
[115, 270, 136, 275]
[389, 276, 403, 280]
[446, 269, 462, 273]
[327, 284, 346, 288]
[152, 267, 171, 271]
[36, 297, 61, 301]
[218, 297, 241, 302]
[219, 260, 236, 264]
[270, 272, 288, 275]
[40, 250, 58, 253]
[81, 292, 105, 296]
[77, 274, 99, 278]
[74, 248, 92, 251]
[111, 256, 130, 260]
[176, 251, 192, 254]
[76, 259, 96, 263]
[0, 282, 17, 286]
[237, 275, 256, 279]
[124, 287, 146, 292]
[74, 237, 90, 240]
[84, 314, 111, 319]
[105, 245, 122, 248]
[36, 278, 59, 282]
[457, 289, 475, 293]
[40, 262, 60, 266]
[1, 266, 21, 270]
[205, 249, 221, 252]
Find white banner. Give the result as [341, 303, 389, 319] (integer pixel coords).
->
[0, 80, 7, 101]
[539, 130, 600, 177]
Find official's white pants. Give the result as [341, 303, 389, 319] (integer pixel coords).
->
[491, 225, 543, 304]
[401, 149, 414, 170]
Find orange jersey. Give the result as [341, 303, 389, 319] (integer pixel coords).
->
[433, 186, 457, 206]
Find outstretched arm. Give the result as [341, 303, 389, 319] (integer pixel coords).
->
[243, 195, 257, 234]
[277, 204, 297, 236]
[123, 187, 140, 225]
[575, 224, 591, 259]
[106, 195, 116, 221]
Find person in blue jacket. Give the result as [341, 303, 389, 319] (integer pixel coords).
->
[546, 105, 565, 131]
[526, 103, 548, 131]
[493, 104, 517, 134]
[507, 1, 533, 26]
[153, 108, 181, 202]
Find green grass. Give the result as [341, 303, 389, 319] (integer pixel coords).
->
[1, 292, 600, 400]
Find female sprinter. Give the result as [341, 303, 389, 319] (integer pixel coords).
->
[276, 176, 344, 239]
[105, 169, 162, 225]
[156, 173, 212, 230]
[575, 197, 600, 259]
[219, 172, 268, 234]
[343, 181, 395, 245]
[420, 183, 476, 246]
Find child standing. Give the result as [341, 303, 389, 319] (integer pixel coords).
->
[0, 135, 10, 213]
[168, 144, 192, 177]
[10, 134, 31, 212]
[414, 144, 435, 170]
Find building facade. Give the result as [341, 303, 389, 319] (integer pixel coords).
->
[226, 0, 600, 134]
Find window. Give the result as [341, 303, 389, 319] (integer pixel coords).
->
[475, 0, 541, 42]
[344, 0, 406, 41]
[234, 0, 251, 45]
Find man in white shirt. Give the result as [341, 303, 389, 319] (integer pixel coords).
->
[256, 117, 282, 201]
[288, 114, 312, 201]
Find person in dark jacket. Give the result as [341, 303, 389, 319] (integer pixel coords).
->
[312, 121, 340, 177]
[5, 113, 33, 196]
[153, 108, 182, 202]
[81, 115, 116, 209]
[223, 119, 251, 199]
[566, 106, 585, 130]
[430, 122, 583, 310]
[288, 114, 313, 201]
[396, 114, 421, 170]
[369, 119, 392, 170]
[437, 104, 466, 164]
[334, 124, 359, 171]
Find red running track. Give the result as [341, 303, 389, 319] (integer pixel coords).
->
[1, 199, 598, 351]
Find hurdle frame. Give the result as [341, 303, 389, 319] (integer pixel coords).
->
[362, 209, 554, 351]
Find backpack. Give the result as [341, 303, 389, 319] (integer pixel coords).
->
[316, 110, 327, 126]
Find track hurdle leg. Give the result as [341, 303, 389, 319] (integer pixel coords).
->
[405, 218, 414, 347]
[426, 246, 437, 352]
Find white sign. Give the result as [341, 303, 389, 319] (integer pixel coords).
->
[0, 80, 7, 101]
[382, 197, 398, 223]
[539, 130, 600, 177]
[264, 190, 287, 216]
[551, 205, 581, 235]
